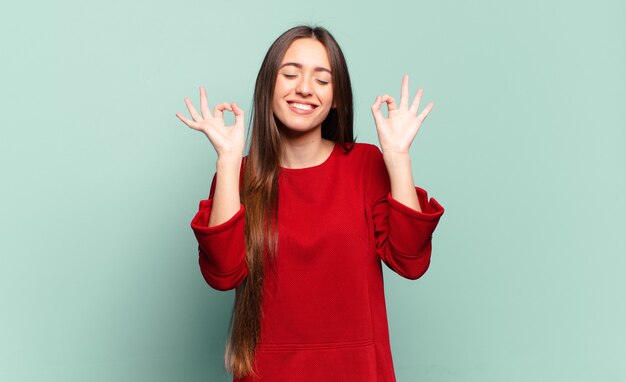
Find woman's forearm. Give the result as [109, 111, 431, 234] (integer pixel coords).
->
[208, 154, 243, 227]
[383, 152, 422, 213]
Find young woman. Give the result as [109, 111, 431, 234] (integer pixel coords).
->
[176, 25, 445, 382]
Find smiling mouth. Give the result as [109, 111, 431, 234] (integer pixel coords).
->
[287, 101, 318, 111]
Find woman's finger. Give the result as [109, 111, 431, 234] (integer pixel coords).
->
[409, 88, 423, 114]
[380, 94, 397, 113]
[185, 97, 202, 122]
[214, 102, 233, 120]
[399, 74, 410, 110]
[175, 112, 200, 130]
[417, 102, 434, 121]
[370, 95, 385, 124]
[200, 86, 212, 119]
[232, 102, 245, 126]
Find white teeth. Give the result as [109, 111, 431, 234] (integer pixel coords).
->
[289, 102, 314, 111]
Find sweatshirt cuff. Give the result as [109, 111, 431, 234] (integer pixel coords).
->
[387, 187, 444, 222]
[191, 198, 245, 235]
[190, 198, 246, 276]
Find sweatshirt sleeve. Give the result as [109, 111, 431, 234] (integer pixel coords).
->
[190, 170, 249, 291]
[365, 144, 445, 280]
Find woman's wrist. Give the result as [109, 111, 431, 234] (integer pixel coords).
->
[216, 153, 243, 168]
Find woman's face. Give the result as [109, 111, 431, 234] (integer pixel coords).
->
[272, 38, 334, 137]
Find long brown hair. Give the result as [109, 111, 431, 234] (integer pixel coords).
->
[224, 25, 355, 378]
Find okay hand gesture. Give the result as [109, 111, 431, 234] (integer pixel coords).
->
[176, 86, 245, 158]
[371, 75, 434, 156]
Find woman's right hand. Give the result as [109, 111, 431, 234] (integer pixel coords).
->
[176, 86, 245, 158]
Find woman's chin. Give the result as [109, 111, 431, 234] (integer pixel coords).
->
[278, 124, 322, 138]
[282, 128, 315, 138]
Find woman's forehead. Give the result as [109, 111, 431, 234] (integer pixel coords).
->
[281, 38, 331, 69]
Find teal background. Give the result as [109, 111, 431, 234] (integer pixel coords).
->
[1, 0, 624, 381]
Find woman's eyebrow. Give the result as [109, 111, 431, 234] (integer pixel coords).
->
[279, 62, 332, 74]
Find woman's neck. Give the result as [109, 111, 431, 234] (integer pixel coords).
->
[279, 136, 334, 169]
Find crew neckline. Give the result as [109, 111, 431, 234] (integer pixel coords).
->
[279, 141, 339, 172]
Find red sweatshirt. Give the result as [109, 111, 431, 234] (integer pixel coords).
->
[191, 142, 444, 381]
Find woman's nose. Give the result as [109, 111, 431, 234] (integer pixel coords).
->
[295, 76, 312, 96]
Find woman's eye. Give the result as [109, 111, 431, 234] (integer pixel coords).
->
[316, 79, 330, 85]
[283, 74, 298, 79]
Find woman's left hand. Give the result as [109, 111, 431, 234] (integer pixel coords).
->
[371, 75, 434, 156]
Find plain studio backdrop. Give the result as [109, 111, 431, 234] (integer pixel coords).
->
[1, 1, 624, 381]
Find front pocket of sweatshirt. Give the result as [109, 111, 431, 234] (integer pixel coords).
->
[250, 339, 378, 382]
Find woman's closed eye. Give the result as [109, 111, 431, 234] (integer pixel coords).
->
[281, 73, 330, 85]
